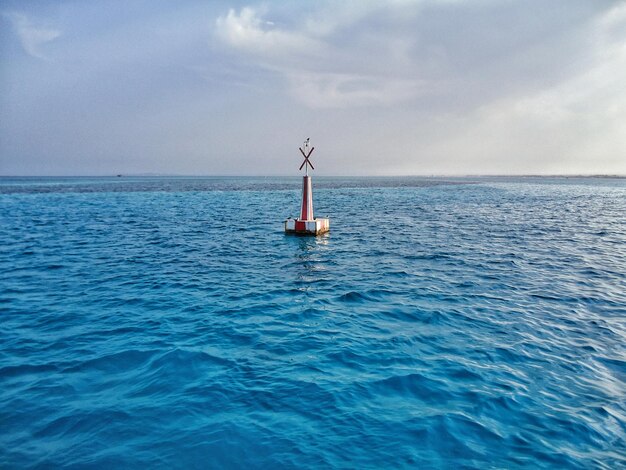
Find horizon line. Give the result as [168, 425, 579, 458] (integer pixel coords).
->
[1, 173, 625, 179]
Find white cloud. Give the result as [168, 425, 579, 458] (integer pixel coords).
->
[215, 7, 322, 60]
[215, 6, 425, 108]
[4, 12, 61, 60]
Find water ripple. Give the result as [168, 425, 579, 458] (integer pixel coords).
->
[1, 176, 625, 468]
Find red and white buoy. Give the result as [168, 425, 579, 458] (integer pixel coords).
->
[285, 138, 330, 235]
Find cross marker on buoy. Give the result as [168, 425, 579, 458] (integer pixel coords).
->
[285, 138, 330, 236]
[299, 146, 314, 172]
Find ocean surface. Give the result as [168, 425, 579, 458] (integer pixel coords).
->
[1, 176, 625, 469]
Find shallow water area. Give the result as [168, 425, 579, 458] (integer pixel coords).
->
[1, 176, 625, 468]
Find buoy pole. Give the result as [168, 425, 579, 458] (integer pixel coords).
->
[300, 175, 314, 221]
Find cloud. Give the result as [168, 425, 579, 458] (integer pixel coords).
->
[4, 12, 61, 60]
[215, 5, 425, 108]
[2, 1, 625, 176]
[215, 7, 323, 60]
[214, 1, 624, 114]
[285, 71, 425, 108]
[403, 4, 626, 175]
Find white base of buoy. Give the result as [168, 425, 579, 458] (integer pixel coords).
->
[285, 218, 330, 235]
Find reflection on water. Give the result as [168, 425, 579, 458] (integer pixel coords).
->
[286, 233, 332, 288]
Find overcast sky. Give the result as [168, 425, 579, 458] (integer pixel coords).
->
[1, 0, 625, 176]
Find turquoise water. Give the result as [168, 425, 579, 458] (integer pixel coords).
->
[1, 176, 625, 468]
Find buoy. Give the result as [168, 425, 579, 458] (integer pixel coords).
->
[285, 138, 330, 235]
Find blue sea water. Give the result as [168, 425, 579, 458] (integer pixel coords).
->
[0, 176, 625, 469]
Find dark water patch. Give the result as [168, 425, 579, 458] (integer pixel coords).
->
[337, 291, 370, 303]
[0, 176, 466, 195]
[0, 362, 60, 379]
[368, 373, 449, 403]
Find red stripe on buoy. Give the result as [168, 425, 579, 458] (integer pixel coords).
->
[300, 176, 314, 220]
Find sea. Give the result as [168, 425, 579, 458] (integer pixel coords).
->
[0, 176, 625, 469]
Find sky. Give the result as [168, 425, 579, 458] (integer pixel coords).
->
[1, 0, 625, 176]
